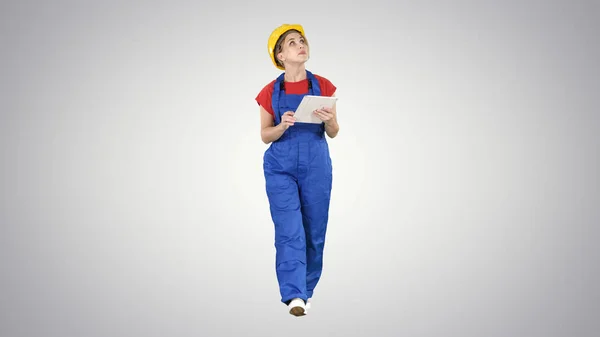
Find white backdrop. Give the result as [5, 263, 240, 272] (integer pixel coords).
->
[1, 1, 599, 336]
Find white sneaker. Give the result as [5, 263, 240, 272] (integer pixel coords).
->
[288, 298, 307, 316]
[306, 298, 311, 310]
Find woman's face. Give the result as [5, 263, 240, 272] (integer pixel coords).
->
[278, 31, 309, 67]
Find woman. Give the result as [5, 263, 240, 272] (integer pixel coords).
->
[255, 24, 339, 317]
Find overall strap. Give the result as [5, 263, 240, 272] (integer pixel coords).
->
[271, 72, 286, 126]
[305, 70, 321, 96]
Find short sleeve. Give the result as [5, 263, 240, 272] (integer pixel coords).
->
[255, 81, 276, 117]
[315, 75, 337, 96]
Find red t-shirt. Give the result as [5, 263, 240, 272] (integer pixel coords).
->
[255, 74, 336, 118]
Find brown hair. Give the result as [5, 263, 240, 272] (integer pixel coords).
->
[273, 29, 308, 68]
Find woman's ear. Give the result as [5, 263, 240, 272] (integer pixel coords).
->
[277, 52, 284, 63]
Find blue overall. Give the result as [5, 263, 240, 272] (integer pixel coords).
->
[263, 70, 333, 305]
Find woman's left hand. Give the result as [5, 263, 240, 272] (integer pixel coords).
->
[313, 107, 336, 124]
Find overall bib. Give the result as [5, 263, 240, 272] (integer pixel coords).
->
[263, 70, 333, 304]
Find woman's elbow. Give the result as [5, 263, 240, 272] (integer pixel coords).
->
[326, 129, 339, 138]
[260, 132, 270, 144]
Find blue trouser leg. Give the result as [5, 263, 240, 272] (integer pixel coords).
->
[298, 139, 333, 299]
[302, 199, 330, 298]
[265, 168, 308, 304]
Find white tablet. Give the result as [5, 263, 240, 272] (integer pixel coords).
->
[293, 95, 338, 124]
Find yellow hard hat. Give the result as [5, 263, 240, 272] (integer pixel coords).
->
[268, 24, 305, 70]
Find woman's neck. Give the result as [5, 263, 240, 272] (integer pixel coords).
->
[284, 64, 307, 82]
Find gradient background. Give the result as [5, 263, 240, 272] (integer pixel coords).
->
[1, 0, 599, 336]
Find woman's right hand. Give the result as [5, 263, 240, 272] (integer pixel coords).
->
[279, 111, 296, 130]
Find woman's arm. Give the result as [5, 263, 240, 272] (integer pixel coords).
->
[324, 109, 339, 138]
[260, 106, 296, 144]
[317, 94, 339, 138]
[260, 106, 283, 144]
